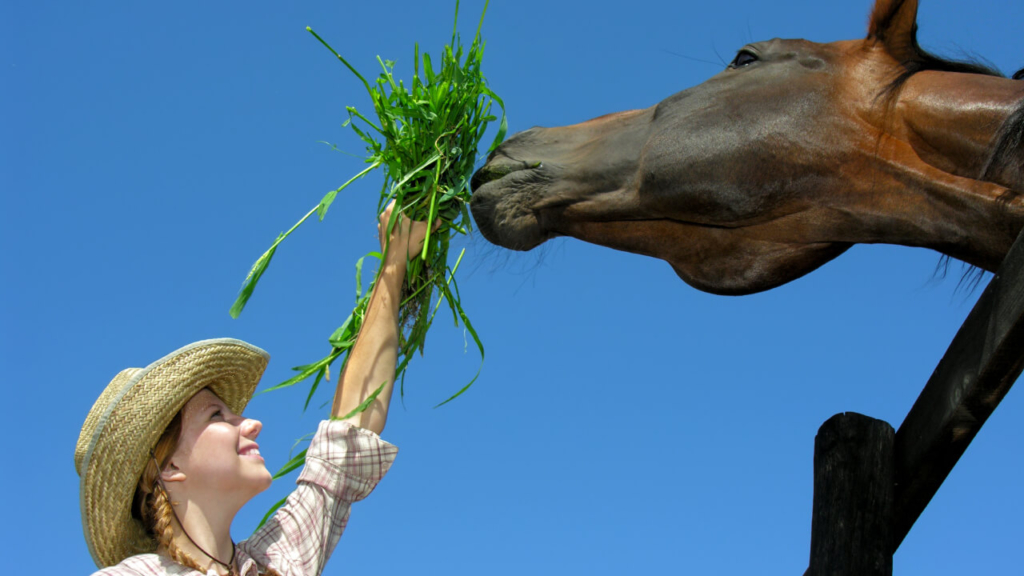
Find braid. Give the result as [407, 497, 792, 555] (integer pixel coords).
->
[151, 484, 208, 573]
[134, 411, 207, 573]
[150, 485, 285, 576]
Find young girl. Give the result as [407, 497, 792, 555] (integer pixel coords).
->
[75, 202, 429, 575]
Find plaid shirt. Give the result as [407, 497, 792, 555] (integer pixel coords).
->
[92, 421, 398, 576]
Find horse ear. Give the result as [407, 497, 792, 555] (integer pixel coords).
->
[867, 0, 920, 64]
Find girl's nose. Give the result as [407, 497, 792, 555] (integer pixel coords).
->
[241, 418, 262, 439]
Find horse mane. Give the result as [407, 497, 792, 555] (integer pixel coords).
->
[983, 105, 1024, 185]
[876, 23, 1003, 101]
[1001, 67, 1024, 186]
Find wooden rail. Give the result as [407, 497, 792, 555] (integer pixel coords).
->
[804, 227, 1024, 575]
[891, 226, 1024, 550]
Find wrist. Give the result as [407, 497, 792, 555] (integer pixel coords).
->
[381, 256, 408, 273]
[377, 260, 407, 291]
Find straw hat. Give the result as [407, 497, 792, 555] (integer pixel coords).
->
[75, 338, 270, 568]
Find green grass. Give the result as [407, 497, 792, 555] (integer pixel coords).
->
[231, 3, 505, 523]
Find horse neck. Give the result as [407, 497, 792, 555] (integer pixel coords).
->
[876, 71, 1024, 270]
[894, 71, 1024, 190]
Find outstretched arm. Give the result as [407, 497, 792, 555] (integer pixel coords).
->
[330, 200, 428, 433]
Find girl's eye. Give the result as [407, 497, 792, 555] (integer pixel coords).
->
[211, 409, 223, 420]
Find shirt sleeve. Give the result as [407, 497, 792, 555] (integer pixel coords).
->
[240, 421, 398, 576]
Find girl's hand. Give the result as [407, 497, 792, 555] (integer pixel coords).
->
[378, 200, 435, 265]
[332, 200, 438, 430]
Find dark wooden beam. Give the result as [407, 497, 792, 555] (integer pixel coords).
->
[808, 413, 895, 576]
[891, 228, 1024, 551]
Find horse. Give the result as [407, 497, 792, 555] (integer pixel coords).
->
[469, 0, 1024, 295]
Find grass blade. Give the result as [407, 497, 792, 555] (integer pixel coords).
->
[255, 496, 289, 530]
[317, 160, 381, 221]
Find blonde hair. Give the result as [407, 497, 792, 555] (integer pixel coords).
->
[133, 411, 281, 576]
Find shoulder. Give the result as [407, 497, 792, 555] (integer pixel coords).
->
[91, 554, 193, 576]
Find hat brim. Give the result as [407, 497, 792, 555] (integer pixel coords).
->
[78, 338, 269, 568]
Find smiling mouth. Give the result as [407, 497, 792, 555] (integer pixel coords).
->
[239, 445, 263, 460]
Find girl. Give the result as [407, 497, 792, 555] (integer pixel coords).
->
[75, 202, 429, 575]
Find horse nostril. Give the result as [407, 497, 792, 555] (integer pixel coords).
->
[471, 161, 543, 190]
[472, 163, 515, 189]
[470, 166, 495, 190]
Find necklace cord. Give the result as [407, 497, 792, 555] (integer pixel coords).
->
[150, 452, 237, 575]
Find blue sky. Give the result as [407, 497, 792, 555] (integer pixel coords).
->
[3, 1, 1023, 574]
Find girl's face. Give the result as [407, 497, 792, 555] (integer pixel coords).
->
[168, 389, 272, 503]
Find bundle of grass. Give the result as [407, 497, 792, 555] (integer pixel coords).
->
[229, 1, 505, 517]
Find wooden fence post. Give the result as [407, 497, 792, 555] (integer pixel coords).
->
[808, 412, 895, 576]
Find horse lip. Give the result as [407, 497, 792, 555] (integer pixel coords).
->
[470, 166, 551, 251]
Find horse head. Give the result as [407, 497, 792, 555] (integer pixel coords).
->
[470, 0, 1024, 295]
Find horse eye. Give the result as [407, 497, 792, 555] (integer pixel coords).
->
[730, 50, 758, 68]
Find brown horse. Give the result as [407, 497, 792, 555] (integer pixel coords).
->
[470, 0, 1024, 295]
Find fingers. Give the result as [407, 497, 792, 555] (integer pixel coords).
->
[377, 201, 444, 262]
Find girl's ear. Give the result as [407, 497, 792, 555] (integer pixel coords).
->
[160, 460, 187, 484]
